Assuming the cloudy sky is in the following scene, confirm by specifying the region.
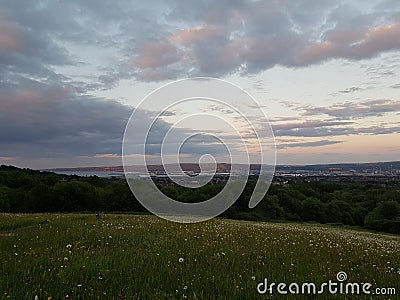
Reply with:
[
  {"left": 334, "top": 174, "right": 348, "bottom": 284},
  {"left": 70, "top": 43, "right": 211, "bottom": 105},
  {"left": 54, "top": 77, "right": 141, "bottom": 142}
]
[{"left": 0, "top": 0, "right": 399, "bottom": 169}]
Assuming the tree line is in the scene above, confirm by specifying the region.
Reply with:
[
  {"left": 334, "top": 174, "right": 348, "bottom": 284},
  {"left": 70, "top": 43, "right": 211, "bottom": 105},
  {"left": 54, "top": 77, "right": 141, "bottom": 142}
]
[{"left": 0, "top": 165, "right": 399, "bottom": 234}]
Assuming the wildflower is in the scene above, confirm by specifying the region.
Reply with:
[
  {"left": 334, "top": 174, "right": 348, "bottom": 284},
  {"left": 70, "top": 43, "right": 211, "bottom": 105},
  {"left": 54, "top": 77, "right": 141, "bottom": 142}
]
[
  {"left": 178, "top": 257, "right": 184, "bottom": 263},
  {"left": 66, "top": 244, "right": 72, "bottom": 249},
  {"left": 64, "top": 257, "right": 68, "bottom": 261},
  {"left": 35, "top": 296, "right": 39, "bottom": 300},
  {"left": 77, "top": 284, "right": 82, "bottom": 287}
]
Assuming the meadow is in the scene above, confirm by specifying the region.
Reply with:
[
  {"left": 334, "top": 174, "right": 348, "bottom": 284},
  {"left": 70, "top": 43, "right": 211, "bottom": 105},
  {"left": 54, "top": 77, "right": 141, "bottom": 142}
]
[{"left": 0, "top": 213, "right": 399, "bottom": 299}]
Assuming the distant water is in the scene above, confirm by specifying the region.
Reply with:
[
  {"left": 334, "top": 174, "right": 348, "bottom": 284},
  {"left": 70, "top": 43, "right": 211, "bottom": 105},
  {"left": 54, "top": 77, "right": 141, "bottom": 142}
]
[{"left": 49, "top": 170, "right": 124, "bottom": 178}]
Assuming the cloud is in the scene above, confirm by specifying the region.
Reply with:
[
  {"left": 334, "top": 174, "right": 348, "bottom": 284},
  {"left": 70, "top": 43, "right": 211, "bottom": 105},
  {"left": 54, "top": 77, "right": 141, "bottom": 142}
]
[
  {"left": 278, "top": 140, "right": 343, "bottom": 149},
  {"left": 297, "top": 23, "right": 400, "bottom": 65},
  {"left": 0, "top": 81, "right": 132, "bottom": 158},
  {"left": 0, "top": 157, "right": 14, "bottom": 162},
  {"left": 0, "top": 6, "right": 73, "bottom": 84},
  {"left": 272, "top": 120, "right": 352, "bottom": 137},
  {"left": 338, "top": 87, "right": 363, "bottom": 94},
  {"left": 128, "top": 1, "right": 400, "bottom": 80},
  {"left": 0, "top": 10, "right": 22, "bottom": 52},
  {"left": 0, "top": 79, "right": 215, "bottom": 164},
  {"left": 391, "top": 83, "right": 400, "bottom": 89},
  {"left": 0, "top": 0, "right": 398, "bottom": 167},
  {"left": 270, "top": 110, "right": 400, "bottom": 137},
  {"left": 301, "top": 99, "right": 400, "bottom": 119},
  {"left": 135, "top": 40, "right": 180, "bottom": 69},
  {"left": 272, "top": 120, "right": 353, "bottom": 131},
  {"left": 270, "top": 116, "right": 303, "bottom": 122},
  {"left": 1, "top": 1, "right": 400, "bottom": 83},
  {"left": 275, "top": 124, "right": 400, "bottom": 137}
]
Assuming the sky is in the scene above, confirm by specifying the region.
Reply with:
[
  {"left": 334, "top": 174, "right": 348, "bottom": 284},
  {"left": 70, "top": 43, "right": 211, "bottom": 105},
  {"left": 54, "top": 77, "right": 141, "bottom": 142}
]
[{"left": 0, "top": 0, "right": 399, "bottom": 169}]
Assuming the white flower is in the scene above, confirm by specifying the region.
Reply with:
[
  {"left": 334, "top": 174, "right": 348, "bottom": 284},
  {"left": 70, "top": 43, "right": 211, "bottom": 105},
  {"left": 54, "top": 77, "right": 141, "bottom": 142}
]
[
  {"left": 178, "top": 257, "right": 184, "bottom": 263},
  {"left": 64, "top": 257, "right": 68, "bottom": 261},
  {"left": 66, "top": 244, "right": 72, "bottom": 249}
]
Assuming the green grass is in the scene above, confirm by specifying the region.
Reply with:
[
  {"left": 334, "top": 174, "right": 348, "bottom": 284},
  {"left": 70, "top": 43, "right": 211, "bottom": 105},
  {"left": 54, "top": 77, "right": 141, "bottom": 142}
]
[{"left": 0, "top": 214, "right": 399, "bottom": 299}]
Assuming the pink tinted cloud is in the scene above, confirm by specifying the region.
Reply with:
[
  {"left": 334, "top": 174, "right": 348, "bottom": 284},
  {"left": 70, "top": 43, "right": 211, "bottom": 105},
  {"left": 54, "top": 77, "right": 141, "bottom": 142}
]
[
  {"left": 134, "top": 40, "right": 179, "bottom": 69},
  {"left": 272, "top": 120, "right": 351, "bottom": 131},
  {"left": 0, "top": 10, "right": 23, "bottom": 52},
  {"left": 351, "top": 23, "right": 400, "bottom": 58},
  {"left": 172, "top": 26, "right": 219, "bottom": 46},
  {"left": 130, "top": 6, "right": 400, "bottom": 79},
  {"left": 0, "top": 86, "right": 70, "bottom": 125},
  {"left": 0, "top": 156, "right": 14, "bottom": 162},
  {"left": 298, "top": 23, "right": 400, "bottom": 64},
  {"left": 298, "top": 41, "right": 337, "bottom": 65}
]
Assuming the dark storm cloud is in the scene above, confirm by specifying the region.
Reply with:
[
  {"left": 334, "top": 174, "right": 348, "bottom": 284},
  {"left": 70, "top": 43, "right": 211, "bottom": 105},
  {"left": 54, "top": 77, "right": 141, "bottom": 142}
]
[
  {"left": 0, "top": 80, "right": 131, "bottom": 157},
  {"left": 0, "top": 79, "right": 192, "bottom": 159}
]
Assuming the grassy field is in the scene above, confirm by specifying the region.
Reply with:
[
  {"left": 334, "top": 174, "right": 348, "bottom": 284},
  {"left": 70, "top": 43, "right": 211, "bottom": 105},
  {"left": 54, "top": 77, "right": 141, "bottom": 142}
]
[{"left": 0, "top": 214, "right": 399, "bottom": 299}]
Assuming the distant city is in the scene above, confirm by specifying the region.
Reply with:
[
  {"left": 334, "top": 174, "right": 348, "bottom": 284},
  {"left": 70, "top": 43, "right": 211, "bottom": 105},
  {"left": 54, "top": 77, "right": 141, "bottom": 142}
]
[{"left": 46, "top": 161, "right": 400, "bottom": 185}]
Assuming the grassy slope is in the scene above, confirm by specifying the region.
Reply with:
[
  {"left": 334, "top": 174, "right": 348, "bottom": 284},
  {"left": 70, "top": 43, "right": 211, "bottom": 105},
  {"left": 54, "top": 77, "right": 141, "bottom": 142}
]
[{"left": 0, "top": 214, "right": 399, "bottom": 299}]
